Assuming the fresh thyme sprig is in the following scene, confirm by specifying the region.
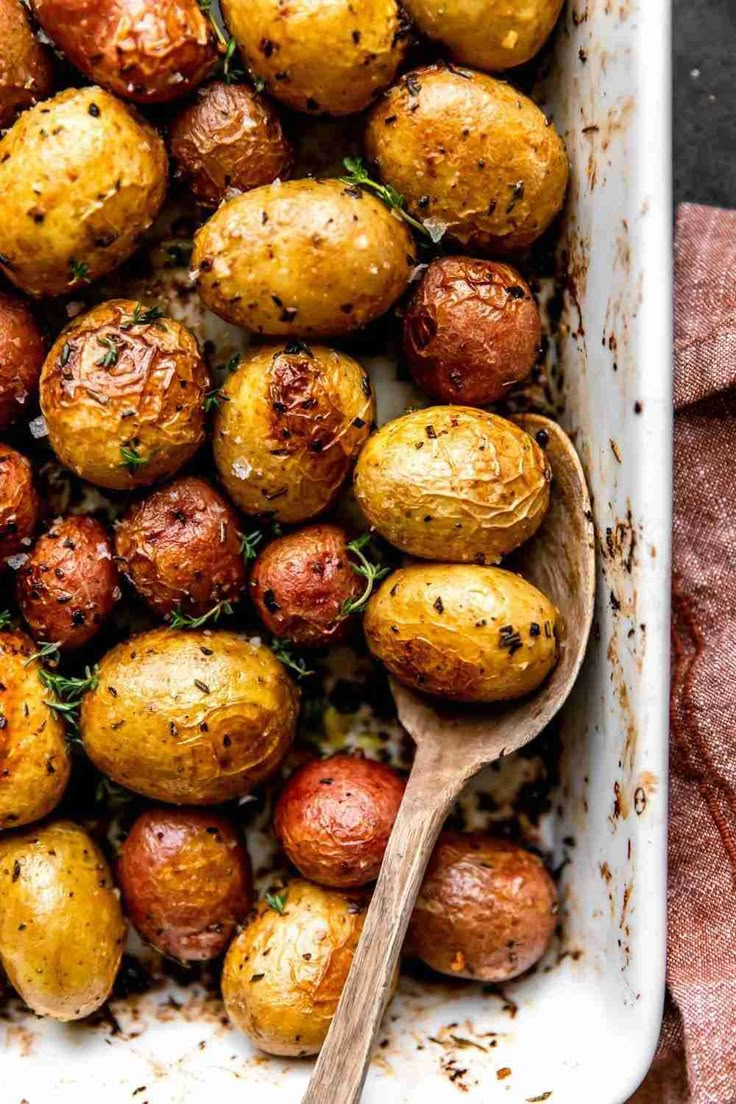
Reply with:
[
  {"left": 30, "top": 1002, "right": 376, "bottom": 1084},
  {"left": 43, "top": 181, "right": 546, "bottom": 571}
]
[
  {"left": 0, "top": 610, "right": 13, "bottom": 630},
  {"left": 340, "top": 157, "right": 441, "bottom": 241},
  {"left": 270, "top": 638, "right": 314, "bottom": 679},
  {"left": 265, "top": 891, "right": 287, "bottom": 914},
  {"left": 69, "top": 257, "right": 91, "bottom": 284},
  {"left": 204, "top": 387, "right": 229, "bottom": 413},
  {"left": 39, "top": 665, "right": 99, "bottom": 734},
  {"left": 120, "top": 303, "right": 166, "bottom": 330},
  {"left": 119, "top": 442, "right": 147, "bottom": 472},
  {"left": 341, "top": 533, "right": 391, "bottom": 616},
  {"left": 169, "top": 600, "right": 234, "bottom": 630},
  {"left": 239, "top": 529, "right": 264, "bottom": 562},
  {"left": 24, "top": 641, "right": 61, "bottom": 667},
  {"left": 96, "top": 335, "right": 120, "bottom": 368}
]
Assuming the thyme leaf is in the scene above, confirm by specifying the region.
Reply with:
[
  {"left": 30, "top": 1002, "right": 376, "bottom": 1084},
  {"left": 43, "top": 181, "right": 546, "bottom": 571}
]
[
  {"left": 341, "top": 534, "right": 391, "bottom": 616},
  {"left": 270, "top": 638, "right": 314, "bottom": 679},
  {"left": 340, "top": 157, "right": 434, "bottom": 240},
  {"left": 169, "top": 600, "right": 234, "bottom": 629},
  {"left": 265, "top": 891, "right": 287, "bottom": 914}
]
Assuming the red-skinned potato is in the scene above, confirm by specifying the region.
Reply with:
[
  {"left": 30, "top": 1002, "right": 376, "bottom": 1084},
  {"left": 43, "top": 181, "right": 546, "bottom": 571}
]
[
  {"left": 0, "top": 0, "right": 54, "bottom": 128},
  {"left": 0, "top": 293, "right": 46, "bottom": 433},
  {"left": 117, "top": 808, "right": 253, "bottom": 961},
  {"left": 274, "top": 755, "right": 405, "bottom": 887},
  {"left": 0, "top": 445, "right": 41, "bottom": 569}
]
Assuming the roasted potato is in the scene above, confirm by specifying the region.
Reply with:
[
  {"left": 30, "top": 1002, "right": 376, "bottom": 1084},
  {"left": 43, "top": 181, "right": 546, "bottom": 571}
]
[
  {"left": 169, "top": 81, "right": 292, "bottom": 207},
  {"left": 0, "top": 293, "right": 46, "bottom": 433},
  {"left": 0, "top": 821, "right": 126, "bottom": 1019},
  {"left": 275, "top": 755, "right": 405, "bottom": 887},
  {"left": 221, "top": 0, "right": 407, "bottom": 116},
  {"left": 115, "top": 476, "right": 246, "bottom": 620},
  {"left": 81, "top": 628, "right": 299, "bottom": 804},
  {"left": 17, "top": 516, "right": 120, "bottom": 651},
  {"left": 402, "top": 258, "right": 541, "bottom": 405},
  {"left": 0, "top": 0, "right": 54, "bottom": 128},
  {"left": 214, "top": 344, "right": 375, "bottom": 524},
  {"left": 408, "top": 833, "right": 558, "bottom": 980},
  {"left": 117, "top": 808, "right": 253, "bottom": 961},
  {"left": 364, "top": 564, "right": 561, "bottom": 702},
  {"left": 222, "top": 879, "right": 368, "bottom": 1055},
  {"left": 354, "top": 407, "right": 551, "bottom": 564},
  {"left": 0, "top": 445, "right": 41, "bottom": 569},
  {"left": 192, "top": 179, "right": 415, "bottom": 335},
  {"left": 0, "top": 88, "right": 168, "bottom": 298},
  {"left": 30, "top": 0, "right": 216, "bottom": 104},
  {"left": 366, "top": 66, "right": 569, "bottom": 253},
  {"left": 0, "top": 630, "right": 70, "bottom": 830},
  {"left": 40, "top": 299, "right": 209, "bottom": 491},
  {"left": 403, "top": 0, "right": 564, "bottom": 71}
]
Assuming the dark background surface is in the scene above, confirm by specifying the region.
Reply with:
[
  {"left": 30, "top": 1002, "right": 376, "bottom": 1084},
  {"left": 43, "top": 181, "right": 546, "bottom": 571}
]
[{"left": 674, "top": 0, "right": 735, "bottom": 209}]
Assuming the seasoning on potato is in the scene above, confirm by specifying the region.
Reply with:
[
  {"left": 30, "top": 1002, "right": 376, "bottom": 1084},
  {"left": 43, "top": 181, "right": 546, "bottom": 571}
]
[
  {"left": 81, "top": 628, "right": 299, "bottom": 804},
  {"left": 114, "top": 476, "right": 246, "bottom": 621},
  {"left": 117, "top": 808, "right": 253, "bottom": 961},
  {"left": 0, "top": 0, "right": 54, "bottom": 128},
  {"left": 214, "top": 344, "right": 375, "bottom": 524},
  {"left": 0, "top": 87, "right": 168, "bottom": 298},
  {"left": 169, "top": 81, "right": 292, "bottom": 207},
  {"left": 364, "top": 564, "right": 561, "bottom": 702},
  {"left": 0, "top": 444, "right": 41, "bottom": 569},
  {"left": 192, "top": 179, "right": 415, "bottom": 336},
  {"left": 275, "top": 755, "right": 405, "bottom": 887},
  {"left": 0, "top": 293, "right": 46, "bottom": 433},
  {"left": 0, "top": 821, "right": 126, "bottom": 1019},
  {"left": 40, "top": 299, "right": 209, "bottom": 491},
  {"left": 402, "top": 258, "right": 541, "bottom": 405},
  {"left": 220, "top": 0, "right": 408, "bottom": 116},
  {"left": 366, "top": 65, "right": 569, "bottom": 253},
  {"left": 408, "top": 833, "right": 558, "bottom": 980},
  {"left": 30, "top": 0, "right": 217, "bottom": 104},
  {"left": 222, "top": 879, "right": 368, "bottom": 1056},
  {"left": 354, "top": 407, "right": 551, "bottom": 564}
]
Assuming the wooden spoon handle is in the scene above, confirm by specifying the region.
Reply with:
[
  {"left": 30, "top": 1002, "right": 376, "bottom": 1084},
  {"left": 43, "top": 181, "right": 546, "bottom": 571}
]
[{"left": 302, "top": 746, "right": 463, "bottom": 1104}]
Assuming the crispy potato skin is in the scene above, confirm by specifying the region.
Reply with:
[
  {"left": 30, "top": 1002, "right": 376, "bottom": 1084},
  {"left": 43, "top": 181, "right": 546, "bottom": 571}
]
[
  {"left": 364, "top": 564, "right": 560, "bottom": 702},
  {"left": 354, "top": 407, "right": 550, "bottom": 564},
  {"left": 222, "top": 880, "right": 368, "bottom": 1055},
  {"left": 366, "top": 66, "right": 568, "bottom": 253},
  {"left": 221, "top": 0, "right": 407, "bottom": 116},
  {"left": 408, "top": 833, "right": 558, "bottom": 980},
  {"left": 0, "top": 0, "right": 54, "bottom": 128},
  {"left": 0, "top": 821, "right": 126, "bottom": 1019},
  {"left": 30, "top": 0, "right": 216, "bottom": 103},
  {"left": 17, "top": 516, "right": 119, "bottom": 651},
  {"left": 117, "top": 808, "right": 253, "bottom": 961},
  {"left": 402, "top": 258, "right": 541, "bottom": 405},
  {"left": 403, "top": 0, "right": 564, "bottom": 71},
  {"left": 274, "top": 756, "right": 405, "bottom": 887},
  {"left": 115, "top": 476, "right": 246, "bottom": 619},
  {"left": 81, "top": 628, "right": 299, "bottom": 804},
  {"left": 41, "top": 299, "right": 209, "bottom": 491},
  {"left": 0, "top": 445, "right": 41, "bottom": 567},
  {"left": 0, "top": 293, "right": 46, "bottom": 433},
  {"left": 192, "top": 179, "right": 415, "bottom": 336},
  {"left": 0, "top": 631, "right": 70, "bottom": 830},
  {"left": 214, "top": 345, "right": 375, "bottom": 524},
  {"left": 169, "top": 82, "right": 292, "bottom": 207},
  {"left": 0, "top": 88, "right": 167, "bottom": 298},
  {"left": 250, "top": 525, "right": 362, "bottom": 647}
]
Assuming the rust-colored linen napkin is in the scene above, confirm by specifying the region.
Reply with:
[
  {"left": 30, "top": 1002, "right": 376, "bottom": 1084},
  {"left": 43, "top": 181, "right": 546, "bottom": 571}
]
[{"left": 631, "top": 204, "right": 736, "bottom": 1104}]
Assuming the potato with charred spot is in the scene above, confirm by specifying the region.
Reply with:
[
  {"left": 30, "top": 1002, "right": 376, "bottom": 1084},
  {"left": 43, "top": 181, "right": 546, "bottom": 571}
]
[
  {"left": 81, "top": 628, "right": 299, "bottom": 804},
  {"left": 364, "top": 564, "right": 561, "bottom": 702},
  {"left": 115, "top": 476, "right": 246, "bottom": 621},
  {"left": 0, "top": 88, "right": 168, "bottom": 298},
  {"left": 214, "top": 345, "right": 375, "bottom": 524},
  {"left": 0, "top": 0, "right": 54, "bottom": 129},
  {"left": 0, "top": 445, "right": 41, "bottom": 570},
  {"left": 0, "top": 821, "right": 126, "bottom": 1019},
  {"left": 192, "top": 180, "right": 415, "bottom": 336},
  {"left": 117, "top": 808, "right": 253, "bottom": 961},
  {"left": 0, "top": 293, "right": 46, "bottom": 433},
  {"left": 354, "top": 408, "right": 550, "bottom": 564},
  {"left": 41, "top": 300, "right": 209, "bottom": 492},
  {"left": 408, "top": 833, "right": 558, "bottom": 981},
  {"left": 366, "top": 66, "right": 568, "bottom": 253}
]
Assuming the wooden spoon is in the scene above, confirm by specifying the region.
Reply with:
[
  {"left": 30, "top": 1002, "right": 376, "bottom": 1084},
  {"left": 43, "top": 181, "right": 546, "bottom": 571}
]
[{"left": 302, "top": 413, "right": 596, "bottom": 1104}]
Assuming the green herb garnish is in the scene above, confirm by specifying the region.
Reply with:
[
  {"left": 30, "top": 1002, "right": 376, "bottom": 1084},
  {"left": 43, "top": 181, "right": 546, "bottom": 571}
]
[
  {"left": 69, "top": 257, "right": 91, "bottom": 283},
  {"left": 96, "top": 335, "right": 120, "bottom": 368},
  {"left": 204, "top": 387, "right": 228, "bottom": 413},
  {"left": 120, "top": 303, "right": 166, "bottom": 330},
  {"left": 0, "top": 610, "right": 13, "bottom": 630},
  {"left": 270, "top": 638, "right": 314, "bottom": 679},
  {"left": 119, "top": 442, "right": 146, "bottom": 472},
  {"left": 39, "top": 665, "right": 98, "bottom": 735},
  {"left": 239, "top": 529, "right": 264, "bottom": 562},
  {"left": 24, "top": 641, "right": 61, "bottom": 667},
  {"left": 340, "top": 158, "right": 439, "bottom": 241},
  {"left": 169, "top": 600, "right": 234, "bottom": 630},
  {"left": 265, "top": 891, "right": 287, "bottom": 915},
  {"left": 341, "top": 534, "right": 391, "bottom": 616}
]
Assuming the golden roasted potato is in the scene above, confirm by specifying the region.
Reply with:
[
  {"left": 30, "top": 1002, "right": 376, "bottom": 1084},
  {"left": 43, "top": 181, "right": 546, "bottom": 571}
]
[
  {"left": 403, "top": 0, "right": 564, "bottom": 71},
  {"left": 0, "top": 445, "right": 41, "bottom": 568},
  {"left": 222, "top": 879, "right": 368, "bottom": 1055},
  {"left": 0, "top": 630, "right": 70, "bottom": 830},
  {"left": 169, "top": 81, "right": 292, "bottom": 207},
  {"left": 0, "top": 88, "right": 168, "bottom": 298},
  {"left": 117, "top": 808, "right": 253, "bottom": 961},
  {"left": 40, "top": 299, "right": 209, "bottom": 491},
  {"left": 364, "top": 564, "right": 561, "bottom": 702},
  {"left": 0, "top": 293, "right": 46, "bottom": 433},
  {"left": 214, "top": 344, "right": 375, "bottom": 524},
  {"left": 80, "top": 628, "right": 299, "bottom": 804},
  {"left": 0, "top": 821, "right": 126, "bottom": 1019},
  {"left": 354, "top": 407, "right": 550, "bottom": 563},
  {"left": 30, "top": 0, "right": 216, "bottom": 103},
  {"left": 221, "top": 0, "right": 407, "bottom": 116},
  {"left": 366, "top": 66, "right": 569, "bottom": 253},
  {"left": 192, "top": 179, "right": 415, "bottom": 336},
  {"left": 0, "top": 0, "right": 53, "bottom": 128},
  {"left": 408, "top": 832, "right": 558, "bottom": 980},
  {"left": 402, "top": 258, "right": 541, "bottom": 405}
]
